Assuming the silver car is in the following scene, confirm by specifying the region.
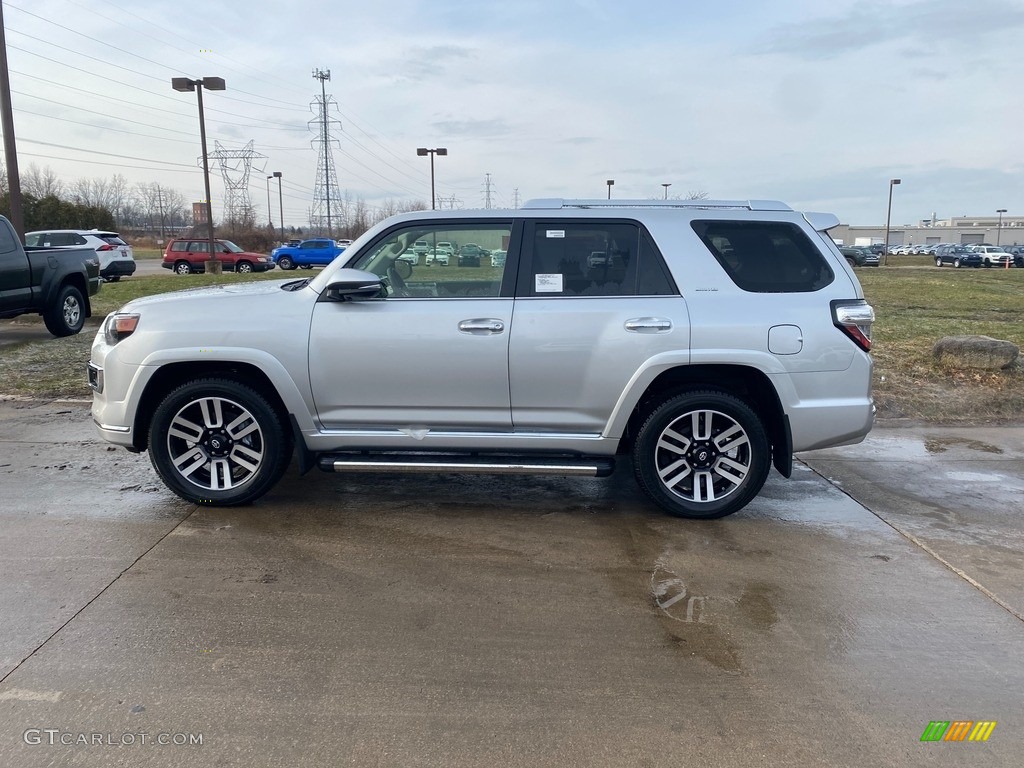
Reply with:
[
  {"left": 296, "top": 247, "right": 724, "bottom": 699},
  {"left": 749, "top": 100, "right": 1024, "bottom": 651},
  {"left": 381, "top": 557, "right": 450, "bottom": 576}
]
[{"left": 90, "top": 199, "right": 874, "bottom": 519}]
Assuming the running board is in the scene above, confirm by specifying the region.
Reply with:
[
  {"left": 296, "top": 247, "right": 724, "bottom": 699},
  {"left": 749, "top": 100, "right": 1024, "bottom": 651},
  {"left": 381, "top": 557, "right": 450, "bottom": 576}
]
[{"left": 317, "top": 454, "right": 615, "bottom": 477}]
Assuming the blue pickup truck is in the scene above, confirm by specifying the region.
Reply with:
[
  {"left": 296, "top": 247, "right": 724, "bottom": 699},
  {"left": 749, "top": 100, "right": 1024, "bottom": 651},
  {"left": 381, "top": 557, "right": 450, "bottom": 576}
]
[{"left": 270, "top": 238, "right": 346, "bottom": 270}]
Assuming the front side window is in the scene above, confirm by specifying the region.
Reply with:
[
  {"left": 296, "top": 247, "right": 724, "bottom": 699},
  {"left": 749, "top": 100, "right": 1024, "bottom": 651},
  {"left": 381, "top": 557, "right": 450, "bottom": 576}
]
[
  {"left": 692, "top": 220, "right": 834, "bottom": 293},
  {"left": 523, "top": 221, "right": 675, "bottom": 297},
  {"left": 351, "top": 222, "right": 513, "bottom": 298}
]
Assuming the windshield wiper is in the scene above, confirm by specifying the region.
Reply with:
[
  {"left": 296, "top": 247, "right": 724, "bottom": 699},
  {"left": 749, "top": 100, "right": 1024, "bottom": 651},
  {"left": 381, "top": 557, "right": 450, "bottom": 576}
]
[{"left": 281, "top": 278, "right": 311, "bottom": 291}]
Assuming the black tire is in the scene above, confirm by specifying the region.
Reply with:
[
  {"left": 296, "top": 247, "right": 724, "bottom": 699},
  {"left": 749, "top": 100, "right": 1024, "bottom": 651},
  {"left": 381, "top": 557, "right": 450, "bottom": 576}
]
[
  {"left": 632, "top": 390, "right": 771, "bottom": 519},
  {"left": 43, "top": 284, "right": 86, "bottom": 337},
  {"left": 278, "top": 256, "right": 295, "bottom": 270},
  {"left": 953, "top": 258, "right": 962, "bottom": 268},
  {"left": 935, "top": 257, "right": 943, "bottom": 267},
  {"left": 846, "top": 257, "right": 857, "bottom": 268},
  {"left": 175, "top": 261, "right": 193, "bottom": 275},
  {"left": 148, "top": 378, "right": 292, "bottom": 506},
  {"left": 235, "top": 261, "right": 253, "bottom": 274}
]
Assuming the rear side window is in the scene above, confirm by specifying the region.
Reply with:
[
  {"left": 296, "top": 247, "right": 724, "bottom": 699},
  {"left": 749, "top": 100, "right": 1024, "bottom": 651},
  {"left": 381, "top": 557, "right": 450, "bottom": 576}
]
[
  {"left": 691, "top": 220, "right": 834, "bottom": 293},
  {"left": 171, "top": 241, "right": 189, "bottom": 252},
  {"left": 525, "top": 221, "right": 676, "bottom": 297}
]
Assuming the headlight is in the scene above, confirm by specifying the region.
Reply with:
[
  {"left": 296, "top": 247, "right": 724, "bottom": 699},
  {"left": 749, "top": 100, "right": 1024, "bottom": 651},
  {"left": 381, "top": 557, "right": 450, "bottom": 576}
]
[{"left": 104, "top": 312, "right": 140, "bottom": 345}]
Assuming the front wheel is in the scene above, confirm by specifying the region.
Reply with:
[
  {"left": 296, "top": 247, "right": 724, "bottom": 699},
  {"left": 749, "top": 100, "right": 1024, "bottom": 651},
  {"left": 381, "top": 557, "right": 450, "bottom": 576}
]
[
  {"left": 235, "top": 261, "right": 253, "bottom": 274},
  {"left": 632, "top": 391, "right": 771, "bottom": 519},
  {"left": 278, "top": 256, "right": 295, "bottom": 270},
  {"left": 935, "top": 257, "right": 943, "bottom": 267},
  {"left": 954, "top": 258, "right": 962, "bottom": 268},
  {"left": 43, "top": 284, "right": 86, "bottom": 337},
  {"left": 148, "top": 378, "right": 292, "bottom": 506}
]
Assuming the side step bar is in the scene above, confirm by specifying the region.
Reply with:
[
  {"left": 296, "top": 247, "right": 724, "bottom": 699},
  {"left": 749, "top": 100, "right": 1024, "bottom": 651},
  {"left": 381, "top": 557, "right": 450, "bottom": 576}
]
[{"left": 317, "top": 454, "right": 615, "bottom": 478}]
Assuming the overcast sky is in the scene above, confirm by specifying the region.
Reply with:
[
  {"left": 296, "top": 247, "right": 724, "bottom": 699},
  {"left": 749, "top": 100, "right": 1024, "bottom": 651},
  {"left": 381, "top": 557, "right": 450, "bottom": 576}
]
[{"left": 4, "top": 0, "right": 1022, "bottom": 226}]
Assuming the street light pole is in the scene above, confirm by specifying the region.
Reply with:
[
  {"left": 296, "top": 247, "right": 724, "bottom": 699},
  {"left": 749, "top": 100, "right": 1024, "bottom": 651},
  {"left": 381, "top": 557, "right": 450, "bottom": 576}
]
[
  {"left": 607, "top": 179, "right": 614, "bottom": 199},
  {"left": 662, "top": 183, "right": 671, "bottom": 200},
  {"left": 882, "top": 178, "right": 901, "bottom": 266},
  {"left": 172, "top": 76, "right": 225, "bottom": 272},
  {"left": 416, "top": 147, "right": 447, "bottom": 210},
  {"left": 996, "top": 208, "right": 1007, "bottom": 247},
  {"left": 273, "top": 171, "right": 283, "bottom": 244}
]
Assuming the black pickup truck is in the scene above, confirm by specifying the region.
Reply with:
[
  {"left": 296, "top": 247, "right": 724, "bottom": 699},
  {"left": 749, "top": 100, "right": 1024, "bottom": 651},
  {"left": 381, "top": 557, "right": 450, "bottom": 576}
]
[{"left": 0, "top": 215, "right": 101, "bottom": 337}]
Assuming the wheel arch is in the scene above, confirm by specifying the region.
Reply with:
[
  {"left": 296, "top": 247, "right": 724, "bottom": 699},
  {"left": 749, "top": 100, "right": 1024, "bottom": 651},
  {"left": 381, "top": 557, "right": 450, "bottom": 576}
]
[
  {"left": 45, "top": 274, "right": 92, "bottom": 318},
  {"left": 130, "top": 360, "right": 299, "bottom": 452},
  {"left": 615, "top": 363, "right": 792, "bottom": 477}
]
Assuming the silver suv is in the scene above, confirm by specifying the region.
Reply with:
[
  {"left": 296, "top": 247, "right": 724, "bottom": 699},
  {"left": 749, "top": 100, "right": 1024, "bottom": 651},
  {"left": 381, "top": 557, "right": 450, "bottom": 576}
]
[{"left": 89, "top": 199, "right": 875, "bottom": 519}]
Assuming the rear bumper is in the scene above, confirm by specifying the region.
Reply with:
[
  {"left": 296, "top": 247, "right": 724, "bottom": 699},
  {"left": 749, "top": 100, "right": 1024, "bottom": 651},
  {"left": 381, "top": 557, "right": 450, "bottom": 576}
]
[{"left": 102, "top": 260, "right": 137, "bottom": 278}]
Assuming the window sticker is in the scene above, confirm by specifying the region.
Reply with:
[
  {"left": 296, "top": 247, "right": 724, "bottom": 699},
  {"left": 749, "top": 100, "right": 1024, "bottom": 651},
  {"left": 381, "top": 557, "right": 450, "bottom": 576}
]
[
  {"left": 535, "top": 274, "right": 564, "bottom": 293},
  {"left": 546, "top": 230, "right": 565, "bottom": 239}
]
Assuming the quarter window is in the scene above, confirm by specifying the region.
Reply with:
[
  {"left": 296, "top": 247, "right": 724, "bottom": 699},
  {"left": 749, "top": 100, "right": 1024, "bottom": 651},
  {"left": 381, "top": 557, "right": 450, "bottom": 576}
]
[{"left": 691, "top": 220, "right": 834, "bottom": 293}]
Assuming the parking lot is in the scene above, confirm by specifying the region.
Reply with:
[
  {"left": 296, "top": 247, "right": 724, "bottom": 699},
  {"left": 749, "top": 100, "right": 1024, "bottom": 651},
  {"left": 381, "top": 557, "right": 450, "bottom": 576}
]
[{"left": 1, "top": 399, "right": 1021, "bottom": 767}]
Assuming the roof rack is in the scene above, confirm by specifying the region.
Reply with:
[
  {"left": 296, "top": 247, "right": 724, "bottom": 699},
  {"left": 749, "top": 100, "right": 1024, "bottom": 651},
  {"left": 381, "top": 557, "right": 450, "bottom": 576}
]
[{"left": 521, "top": 198, "right": 793, "bottom": 212}]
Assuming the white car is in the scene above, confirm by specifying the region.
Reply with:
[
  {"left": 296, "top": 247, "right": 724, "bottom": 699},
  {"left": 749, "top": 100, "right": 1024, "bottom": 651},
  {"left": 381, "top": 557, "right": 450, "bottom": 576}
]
[
  {"left": 25, "top": 228, "right": 136, "bottom": 282},
  {"left": 424, "top": 248, "right": 450, "bottom": 266},
  {"left": 967, "top": 246, "right": 1013, "bottom": 267}
]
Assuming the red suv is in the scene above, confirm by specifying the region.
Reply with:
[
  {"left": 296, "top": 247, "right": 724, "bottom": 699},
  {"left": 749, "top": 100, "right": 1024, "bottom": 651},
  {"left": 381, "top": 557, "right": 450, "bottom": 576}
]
[{"left": 162, "top": 239, "right": 276, "bottom": 274}]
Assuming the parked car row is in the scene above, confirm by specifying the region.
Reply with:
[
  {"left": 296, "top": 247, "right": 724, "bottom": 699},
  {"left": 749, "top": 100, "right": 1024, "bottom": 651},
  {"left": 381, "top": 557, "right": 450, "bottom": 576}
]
[{"left": 931, "top": 243, "right": 1021, "bottom": 268}]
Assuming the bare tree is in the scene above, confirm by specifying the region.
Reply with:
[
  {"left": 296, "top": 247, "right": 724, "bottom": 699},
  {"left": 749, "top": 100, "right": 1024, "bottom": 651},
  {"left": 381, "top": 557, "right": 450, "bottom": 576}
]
[{"left": 21, "top": 164, "right": 63, "bottom": 198}]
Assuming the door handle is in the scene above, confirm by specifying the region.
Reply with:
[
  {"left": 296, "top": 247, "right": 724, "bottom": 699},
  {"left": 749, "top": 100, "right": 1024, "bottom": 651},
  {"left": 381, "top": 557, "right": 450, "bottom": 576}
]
[
  {"left": 624, "top": 317, "right": 672, "bottom": 333},
  {"left": 458, "top": 319, "right": 505, "bottom": 334}
]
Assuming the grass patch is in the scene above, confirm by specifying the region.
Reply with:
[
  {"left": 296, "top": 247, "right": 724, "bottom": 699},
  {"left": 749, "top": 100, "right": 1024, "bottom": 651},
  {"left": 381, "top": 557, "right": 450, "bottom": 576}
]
[{"left": 859, "top": 266, "right": 1024, "bottom": 423}]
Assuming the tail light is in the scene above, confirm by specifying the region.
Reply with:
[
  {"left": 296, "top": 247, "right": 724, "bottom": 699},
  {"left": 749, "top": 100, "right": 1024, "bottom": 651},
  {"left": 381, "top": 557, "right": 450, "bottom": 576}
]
[
  {"left": 831, "top": 299, "right": 874, "bottom": 352},
  {"left": 96, "top": 244, "right": 116, "bottom": 251}
]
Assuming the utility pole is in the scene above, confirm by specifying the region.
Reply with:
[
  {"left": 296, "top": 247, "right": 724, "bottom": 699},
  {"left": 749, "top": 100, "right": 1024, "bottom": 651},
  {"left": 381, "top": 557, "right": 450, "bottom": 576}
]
[
  {"left": 0, "top": 0, "right": 25, "bottom": 238},
  {"left": 156, "top": 184, "right": 166, "bottom": 239},
  {"left": 512, "top": 188, "right": 520, "bottom": 209}
]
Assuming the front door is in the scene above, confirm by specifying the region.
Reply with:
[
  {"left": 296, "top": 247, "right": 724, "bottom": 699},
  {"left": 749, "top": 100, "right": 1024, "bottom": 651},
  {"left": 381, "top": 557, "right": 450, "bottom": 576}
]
[{"left": 309, "top": 219, "right": 520, "bottom": 431}]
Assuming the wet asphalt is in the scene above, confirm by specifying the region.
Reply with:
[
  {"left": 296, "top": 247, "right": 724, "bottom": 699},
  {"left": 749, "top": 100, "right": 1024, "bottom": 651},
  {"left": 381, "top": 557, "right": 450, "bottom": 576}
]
[{"left": 0, "top": 400, "right": 1021, "bottom": 767}]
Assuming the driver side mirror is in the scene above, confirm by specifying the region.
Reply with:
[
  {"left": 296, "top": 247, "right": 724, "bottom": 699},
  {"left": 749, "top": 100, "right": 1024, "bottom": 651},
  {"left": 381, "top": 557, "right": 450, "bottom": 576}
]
[{"left": 322, "top": 268, "right": 384, "bottom": 302}]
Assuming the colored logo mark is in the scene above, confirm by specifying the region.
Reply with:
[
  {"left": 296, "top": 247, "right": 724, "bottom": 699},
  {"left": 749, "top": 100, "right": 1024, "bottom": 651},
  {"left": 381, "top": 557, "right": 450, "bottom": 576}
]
[{"left": 921, "top": 721, "right": 996, "bottom": 742}]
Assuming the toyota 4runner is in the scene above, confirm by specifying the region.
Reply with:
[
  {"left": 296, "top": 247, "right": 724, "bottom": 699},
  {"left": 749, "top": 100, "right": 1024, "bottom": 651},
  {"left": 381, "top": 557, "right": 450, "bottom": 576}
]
[{"left": 89, "top": 199, "right": 875, "bottom": 519}]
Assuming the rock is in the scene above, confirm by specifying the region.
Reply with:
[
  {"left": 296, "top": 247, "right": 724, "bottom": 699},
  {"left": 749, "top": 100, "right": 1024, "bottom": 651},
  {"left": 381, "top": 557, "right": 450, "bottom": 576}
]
[{"left": 932, "top": 335, "right": 1019, "bottom": 370}]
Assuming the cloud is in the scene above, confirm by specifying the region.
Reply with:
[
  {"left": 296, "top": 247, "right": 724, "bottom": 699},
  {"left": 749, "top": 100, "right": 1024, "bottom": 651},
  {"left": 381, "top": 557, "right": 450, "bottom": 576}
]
[
  {"left": 430, "top": 118, "right": 512, "bottom": 138},
  {"left": 756, "top": 0, "right": 1024, "bottom": 60}
]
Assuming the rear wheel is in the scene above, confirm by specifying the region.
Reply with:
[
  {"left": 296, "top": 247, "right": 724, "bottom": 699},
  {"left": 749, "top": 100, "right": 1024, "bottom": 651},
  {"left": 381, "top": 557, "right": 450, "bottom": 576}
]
[
  {"left": 43, "top": 284, "right": 86, "bottom": 337},
  {"left": 175, "top": 261, "right": 193, "bottom": 275},
  {"left": 148, "top": 378, "right": 291, "bottom": 506},
  {"left": 633, "top": 391, "right": 771, "bottom": 519},
  {"left": 278, "top": 256, "right": 295, "bottom": 270}
]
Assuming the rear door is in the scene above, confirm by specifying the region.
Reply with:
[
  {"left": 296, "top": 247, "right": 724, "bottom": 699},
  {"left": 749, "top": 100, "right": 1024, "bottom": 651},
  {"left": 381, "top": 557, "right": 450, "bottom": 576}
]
[{"left": 508, "top": 219, "right": 689, "bottom": 434}]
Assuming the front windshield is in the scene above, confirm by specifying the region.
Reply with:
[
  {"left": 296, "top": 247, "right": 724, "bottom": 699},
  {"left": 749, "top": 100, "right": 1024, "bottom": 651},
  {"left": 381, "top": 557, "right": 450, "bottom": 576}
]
[{"left": 221, "top": 241, "right": 244, "bottom": 253}]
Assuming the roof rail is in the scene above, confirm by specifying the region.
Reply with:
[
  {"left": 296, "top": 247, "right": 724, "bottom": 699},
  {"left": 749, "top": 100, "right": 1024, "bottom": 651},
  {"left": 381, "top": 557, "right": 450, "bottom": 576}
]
[{"left": 521, "top": 198, "right": 793, "bottom": 212}]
